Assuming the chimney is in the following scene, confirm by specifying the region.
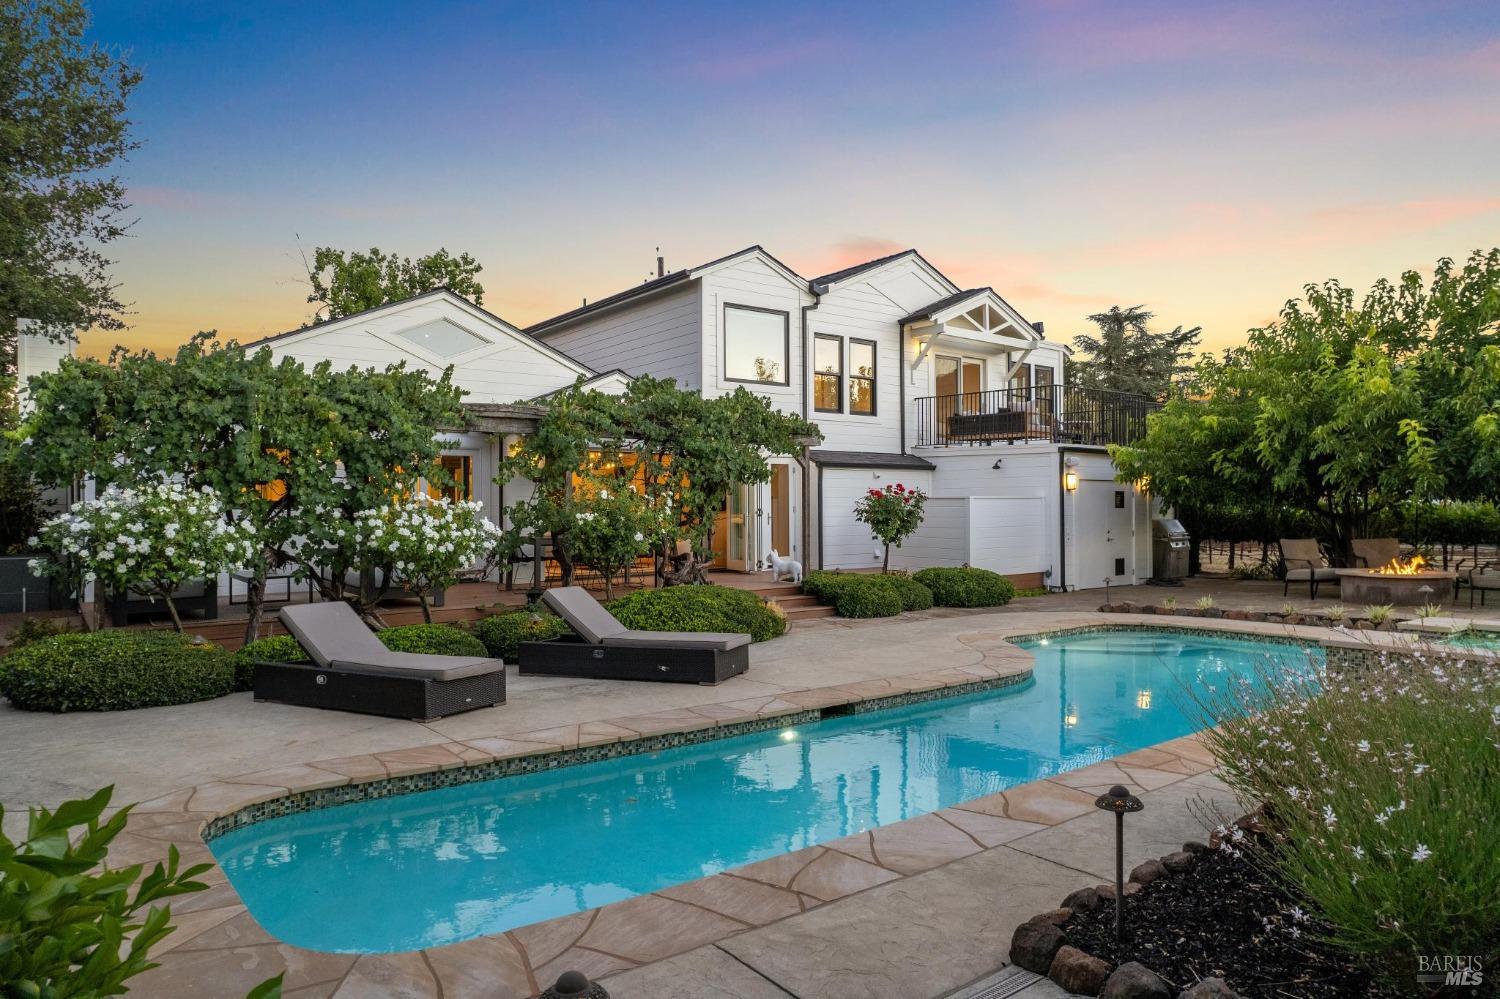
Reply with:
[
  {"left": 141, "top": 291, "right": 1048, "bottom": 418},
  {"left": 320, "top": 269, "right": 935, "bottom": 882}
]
[
  {"left": 1031, "top": 321, "right": 1045, "bottom": 335},
  {"left": 656, "top": 247, "right": 665, "bottom": 279}
]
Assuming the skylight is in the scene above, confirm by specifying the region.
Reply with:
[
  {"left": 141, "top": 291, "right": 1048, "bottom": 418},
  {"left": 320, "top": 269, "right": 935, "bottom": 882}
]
[{"left": 391, "top": 319, "right": 487, "bottom": 358}]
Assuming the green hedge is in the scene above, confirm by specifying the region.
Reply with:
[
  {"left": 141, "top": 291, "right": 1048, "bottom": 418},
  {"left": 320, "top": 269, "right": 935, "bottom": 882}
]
[
  {"left": 912, "top": 567, "right": 1016, "bottom": 608},
  {"left": 472, "top": 611, "right": 572, "bottom": 660},
  {"left": 232, "top": 634, "right": 306, "bottom": 691},
  {"left": 606, "top": 585, "right": 786, "bottom": 642},
  {"left": 802, "top": 571, "right": 933, "bottom": 617},
  {"left": 0, "top": 631, "right": 235, "bottom": 712},
  {"left": 378, "top": 624, "right": 488, "bottom": 657}
]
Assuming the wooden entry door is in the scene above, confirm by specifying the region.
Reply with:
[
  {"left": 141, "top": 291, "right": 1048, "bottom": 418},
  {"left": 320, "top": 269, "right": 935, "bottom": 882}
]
[{"left": 769, "top": 465, "right": 791, "bottom": 559}]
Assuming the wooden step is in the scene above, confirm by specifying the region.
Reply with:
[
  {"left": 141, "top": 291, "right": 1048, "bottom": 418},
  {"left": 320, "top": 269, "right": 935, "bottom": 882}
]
[
  {"left": 772, "top": 594, "right": 822, "bottom": 609},
  {"left": 784, "top": 604, "right": 837, "bottom": 621}
]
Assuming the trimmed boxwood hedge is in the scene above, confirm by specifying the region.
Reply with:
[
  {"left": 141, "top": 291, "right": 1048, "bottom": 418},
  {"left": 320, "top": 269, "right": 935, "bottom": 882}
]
[
  {"left": 801, "top": 571, "right": 933, "bottom": 618},
  {"left": 378, "top": 623, "right": 488, "bottom": 657},
  {"left": 911, "top": 567, "right": 1016, "bottom": 608},
  {"left": 472, "top": 611, "right": 572, "bottom": 661},
  {"left": 0, "top": 631, "right": 235, "bottom": 712},
  {"left": 606, "top": 585, "right": 787, "bottom": 642},
  {"left": 232, "top": 634, "right": 306, "bottom": 690}
]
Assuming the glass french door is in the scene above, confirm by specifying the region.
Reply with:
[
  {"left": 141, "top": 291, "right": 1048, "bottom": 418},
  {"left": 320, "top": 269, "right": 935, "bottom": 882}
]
[{"left": 726, "top": 483, "right": 753, "bottom": 571}]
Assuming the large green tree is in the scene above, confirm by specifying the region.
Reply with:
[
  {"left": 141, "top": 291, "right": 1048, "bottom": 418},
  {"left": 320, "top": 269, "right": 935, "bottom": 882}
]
[
  {"left": 1113, "top": 249, "right": 1500, "bottom": 559},
  {"left": 1068, "top": 305, "right": 1202, "bottom": 399},
  {"left": 18, "top": 338, "right": 464, "bottom": 638},
  {"left": 0, "top": 0, "right": 138, "bottom": 343},
  {"left": 305, "top": 246, "right": 485, "bottom": 323}
]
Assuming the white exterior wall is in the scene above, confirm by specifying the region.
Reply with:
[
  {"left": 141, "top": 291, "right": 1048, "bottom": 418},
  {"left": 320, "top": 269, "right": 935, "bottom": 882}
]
[
  {"left": 16, "top": 326, "right": 74, "bottom": 414},
  {"left": 540, "top": 283, "right": 703, "bottom": 388},
  {"left": 264, "top": 296, "right": 588, "bottom": 404},
  {"left": 1063, "top": 450, "right": 1153, "bottom": 589},
  {"left": 817, "top": 466, "right": 934, "bottom": 570},
  {"left": 699, "top": 256, "right": 815, "bottom": 409}
]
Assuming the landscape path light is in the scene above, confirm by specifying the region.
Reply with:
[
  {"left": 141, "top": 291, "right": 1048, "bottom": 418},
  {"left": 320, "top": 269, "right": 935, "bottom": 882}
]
[
  {"left": 540, "top": 970, "right": 609, "bottom": 999},
  {"left": 1094, "top": 783, "right": 1144, "bottom": 944}
]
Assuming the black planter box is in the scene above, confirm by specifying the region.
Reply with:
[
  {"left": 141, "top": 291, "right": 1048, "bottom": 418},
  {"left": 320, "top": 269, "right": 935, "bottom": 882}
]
[
  {"left": 518, "top": 636, "right": 749, "bottom": 685},
  {"left": 253, "top": 659, "right": 505, "bottom": 721},
  {"left": 105, "top": 578, "right": 219, "bottom": 627}
]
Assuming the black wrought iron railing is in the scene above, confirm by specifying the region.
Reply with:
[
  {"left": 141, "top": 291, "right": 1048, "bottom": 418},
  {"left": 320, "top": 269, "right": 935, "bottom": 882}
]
[{"left": 912, "top": 385, "right": 1159, "bottom": 447}]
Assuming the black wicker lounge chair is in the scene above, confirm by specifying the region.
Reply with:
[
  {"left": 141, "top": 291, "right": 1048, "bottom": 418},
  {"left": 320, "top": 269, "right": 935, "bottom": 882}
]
[
  {"left": 518, "top": 586, "right": 750, "bottom": 685},
  {"left": 252, "top": 602, "right": 505, "bottom": 720}
]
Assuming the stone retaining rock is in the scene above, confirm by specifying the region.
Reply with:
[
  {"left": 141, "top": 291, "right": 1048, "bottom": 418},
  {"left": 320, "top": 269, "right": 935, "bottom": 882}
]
[
  {"left": 1028, "top": 907, "right": 1073, "bottom": 926},
  {"left": 1010, "top": 920, "right": 1067, "bottom": 974},
  {"left": 1049, "top": 945, "right": 1112, "bottom": 996},
  {"left": 1062, "top": 885, "right": 1102, "bottom": 912},
  {"left": 1178, "top": 978, "right": 1239, "bottom": 998},
  {"left": 1161, "top": 850, "right": 1195, "bottom": 874},
  {"left": 1181, "top": 840, "right": 1209, "bottom": 856},
  {"left": 1129, "top": 858, "right": 1168, "bottom": 885},
  {"left": 1101, "top": 962, "right": 1172, "bottom": 999}
]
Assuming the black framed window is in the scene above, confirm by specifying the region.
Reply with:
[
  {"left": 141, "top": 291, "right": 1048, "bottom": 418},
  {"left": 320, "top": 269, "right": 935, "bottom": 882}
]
[
  {"left": 813, "top": 334, "right": 843, "bottom": 413},
  {"left": 724, "top": 304, "right": 789, "bottom": 384},
  {"left": 849, "top": 339, "right": 876, "bottom": 415}
]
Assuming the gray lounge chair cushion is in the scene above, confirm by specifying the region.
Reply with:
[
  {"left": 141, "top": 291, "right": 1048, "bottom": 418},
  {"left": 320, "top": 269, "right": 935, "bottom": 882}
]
[
  {"left": 279, "top": 602, "right": 503, "bottom": 682},
  {"left": 543, "top": 586, "right": 627, "bottom": 643},
  {"left": 1285, "top": 567, "right": 1339, "bottom": 582},
  {"left": 601, "top": 630, "right": 751, "bottom": 652}
]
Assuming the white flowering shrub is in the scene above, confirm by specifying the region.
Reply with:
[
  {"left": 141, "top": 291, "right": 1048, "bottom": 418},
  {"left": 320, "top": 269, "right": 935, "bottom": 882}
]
[
  {"left": 569, "top": 484, "right": 673, "bottom": 598},
  {"left": 30, "top": 482, "right": 257, "bottom": 631},
  {"left": 297, "top": 494, "right": 502, "bottom": 620},
  {"left": 1199, "top": 648, "right": 1499, "bottom": 978}
]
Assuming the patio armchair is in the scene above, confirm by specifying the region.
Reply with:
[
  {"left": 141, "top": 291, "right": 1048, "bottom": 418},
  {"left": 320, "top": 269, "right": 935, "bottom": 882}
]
[
  {"left": 253, "top": 601, "right": 505, "bottom": 720},
  {"left": 518, "top": 585, "right": 749, "bottom": 684},
  {"left": 1350, "top": 537, "right": 1402, "bottom": 569},
  {"left": 1279, "top": 538, "right": 1339, "bottom": 599},
  {"left": 1455, "top": 559, "right": 1500, "bottom": 608}
]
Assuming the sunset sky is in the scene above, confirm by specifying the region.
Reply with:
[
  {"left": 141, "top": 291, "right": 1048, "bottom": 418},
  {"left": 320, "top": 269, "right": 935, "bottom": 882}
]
[{"left": 80, "top": 0, "right": 1500, "bottom": 360}]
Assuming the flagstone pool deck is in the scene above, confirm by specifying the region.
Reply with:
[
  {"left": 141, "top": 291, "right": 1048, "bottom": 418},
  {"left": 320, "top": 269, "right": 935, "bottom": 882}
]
[{"left": 0, "top": 610, "right": 1427, "bottom": 998}]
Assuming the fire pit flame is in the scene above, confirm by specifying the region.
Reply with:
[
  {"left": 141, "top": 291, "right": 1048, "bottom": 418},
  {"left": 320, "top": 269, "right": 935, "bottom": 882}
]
[{"left": 1374, "top": 554, "right": 1428, "bottom": 575}]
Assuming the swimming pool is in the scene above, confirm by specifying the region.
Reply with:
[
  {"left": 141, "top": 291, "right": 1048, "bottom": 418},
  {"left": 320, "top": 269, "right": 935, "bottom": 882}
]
[{"left": 210, "top": 628, "right": 1318, "bottom": 953}]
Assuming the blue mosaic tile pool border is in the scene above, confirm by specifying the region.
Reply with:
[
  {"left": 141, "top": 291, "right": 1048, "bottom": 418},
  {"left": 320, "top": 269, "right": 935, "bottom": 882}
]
[
  {"left": 1005, "top": 622, "right": 1319, "bottom": 652},
  {"left": 203, "top": 669, "right": 1032, "bottom": 842}
]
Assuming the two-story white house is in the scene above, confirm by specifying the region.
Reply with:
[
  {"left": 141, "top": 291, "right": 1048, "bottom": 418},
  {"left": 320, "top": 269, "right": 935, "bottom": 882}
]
[{"left": 528, "top": 246, "right": 1158, "bottom": 590}]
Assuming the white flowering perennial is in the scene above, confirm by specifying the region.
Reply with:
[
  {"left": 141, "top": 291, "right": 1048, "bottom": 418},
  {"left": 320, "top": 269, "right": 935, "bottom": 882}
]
[
  {"left": 349, "top": 494, "right": 503, "bottom": 597},
  {"left": 30, "top": 482, "right": 257, "bottom": 627}
]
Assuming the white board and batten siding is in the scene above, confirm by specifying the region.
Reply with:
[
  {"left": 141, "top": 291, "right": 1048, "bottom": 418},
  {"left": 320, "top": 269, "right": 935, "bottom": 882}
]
[
  {"left": 16, "top": 324, "right": 75, "bottom": 414},
  {"left": 886, "top": 496, "right": 1047, "bottom": 577},
  {"left": 540, "top": 283, "right": 703, "bottom": 388}
]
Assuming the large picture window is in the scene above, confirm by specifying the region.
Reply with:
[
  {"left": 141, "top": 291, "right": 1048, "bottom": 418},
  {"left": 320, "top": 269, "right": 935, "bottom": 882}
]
[
  {"left": 849, "top": 339, "right": 876, "bottom": 415},
  {"left": 814, "top": 334, "right": 843, "bottom": 412},
  {"left": 724, "top": 305, "right": 789, "bottom": 384}
]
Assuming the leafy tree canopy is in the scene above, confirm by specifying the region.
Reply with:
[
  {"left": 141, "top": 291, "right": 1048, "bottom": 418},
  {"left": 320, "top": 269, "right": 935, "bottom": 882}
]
[
  {"left": 1068, "top": 305, "right": 1201, "bottom": 399},
  {"left": 1112, "top": 249, "right": 1500, "bottom": 555},
  {"left": 305, "top": 246, "right": 485, "bottom": 323},
  {"left": 0, "top": 0, "right": 139, "bottom": 342}
]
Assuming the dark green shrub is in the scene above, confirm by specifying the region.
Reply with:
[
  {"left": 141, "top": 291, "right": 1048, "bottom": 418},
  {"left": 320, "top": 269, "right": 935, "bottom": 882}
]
[
  {"left": 834, "top": 579, "right": 903, "bottom": 618},
  {"left": 0, "top": 631, "right": 235, "bottom": 711},
  {"left": 4, "top": 616, "right": 75, "bottom": 651},
  {"left": 378, "top": 623, "right": 488, "bottom": 657},
  {"left": 232, "top": 634, "right": 307, "bottom": 690},
  {"left": 472, "top": 610, "right": 572, "bottom": 660},
  {"left": 607, "top": 585, "right": 786, "bottom": 642},
  {"left": 912, "top": 567, "right": 1016, "bottom": 608},
  {"left": 881, "top": 573, "right": 934, "bottom": 612},
  {"left": 802, "top": 570, "right": 856, "bottom": 604}
]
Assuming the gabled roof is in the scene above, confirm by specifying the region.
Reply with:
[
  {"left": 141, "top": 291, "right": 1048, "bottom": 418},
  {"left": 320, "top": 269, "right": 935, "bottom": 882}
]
[
  {"left": 241, "top": 288, "right": 594, "bottom": 374},
  {"left": 898, "top": 288, "right": 994, "bottom": 326},
  {"left": 807, "top": 249, "right": 918, "bottom": 290},
  {"left": 530, "top": 368, "right": 634, "bottom": 401},
  {"left": 526, "top": 245, "right": 808, "bottom": 338}
]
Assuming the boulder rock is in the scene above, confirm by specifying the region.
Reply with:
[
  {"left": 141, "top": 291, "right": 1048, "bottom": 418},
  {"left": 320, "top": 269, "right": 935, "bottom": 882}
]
[
  {"left": 1222, "top": 609, "right": 1248, "bottom": 621},
  {"left": 1096, "top": 882, "right": 1142, "bottom": 901},
  {"left": 1181, "top": 840, "right": 1209, "bottom": 855},
  {"left": 1028, "top": 907, "right": 1073, "bottom": 926},
  {"left": 1010, "top": 920, "right": 1067, "bottom": 975},
  {"left": 1050, "top": 945, "right": 1112, "bottom": 996},
  {"left": 1161, "top": 850, "right": 1195, "bottom": 874},
  {"left": 1129, "top": 859, "right": 1169, "bottom": 885},
  {"left": 1178, "top": 978, "right": 1240, "bottom": 999},
  {"left": 1101, "top": 962, "right": 1172, "bottom": 999},
  {"left": 1061, "top": 886, "right": 1102, "bottom": 912}
]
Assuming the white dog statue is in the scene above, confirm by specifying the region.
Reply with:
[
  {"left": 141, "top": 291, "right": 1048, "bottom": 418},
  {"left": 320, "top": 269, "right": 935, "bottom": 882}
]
[{"left": 767, "top": 549, "right": 803, "bottom": 584}]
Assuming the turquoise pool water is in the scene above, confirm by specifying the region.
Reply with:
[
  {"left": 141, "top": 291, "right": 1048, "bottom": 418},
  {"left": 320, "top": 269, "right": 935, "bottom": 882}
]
[
  {"left": 1439, "top": 630, "right": 1500, "bottom": 650},
  {"left": 210, "top": 628, "right": 1318, "bottom": 953}
]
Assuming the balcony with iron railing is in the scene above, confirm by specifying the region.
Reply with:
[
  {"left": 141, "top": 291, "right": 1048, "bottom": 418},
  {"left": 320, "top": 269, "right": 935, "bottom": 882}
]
[{"left": 912, "top": 384, "right": 1159, "bottom": 448}]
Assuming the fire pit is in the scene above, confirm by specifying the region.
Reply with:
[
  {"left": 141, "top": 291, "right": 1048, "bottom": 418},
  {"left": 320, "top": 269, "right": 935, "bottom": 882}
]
[{"left": 1335, "top": 556, "right": 1455, "bottom": 605}]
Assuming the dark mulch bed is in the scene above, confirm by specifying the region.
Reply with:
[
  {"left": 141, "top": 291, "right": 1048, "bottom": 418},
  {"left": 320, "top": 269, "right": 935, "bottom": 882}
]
[{"left": 1063, "top": 845, "right": 1399, "bottom": 998}]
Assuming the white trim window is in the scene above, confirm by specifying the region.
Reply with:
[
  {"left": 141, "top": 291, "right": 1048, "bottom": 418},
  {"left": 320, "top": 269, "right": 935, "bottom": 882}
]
[{"left": 724, "top": 304, "right": 790, "bottom": 385}]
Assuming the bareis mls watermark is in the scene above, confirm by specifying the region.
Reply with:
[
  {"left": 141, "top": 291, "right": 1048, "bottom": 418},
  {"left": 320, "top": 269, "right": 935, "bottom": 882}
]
[{"left": 1415, "top": 955, "right": 1484, "bottom": 988}]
